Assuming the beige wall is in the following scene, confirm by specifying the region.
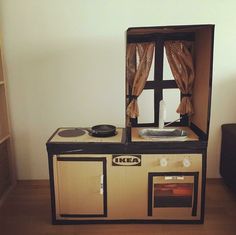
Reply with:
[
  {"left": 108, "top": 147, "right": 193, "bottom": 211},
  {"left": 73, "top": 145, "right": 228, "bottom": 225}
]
[{"left": 0, "top": 0, "right": 236, "bottom": 179}]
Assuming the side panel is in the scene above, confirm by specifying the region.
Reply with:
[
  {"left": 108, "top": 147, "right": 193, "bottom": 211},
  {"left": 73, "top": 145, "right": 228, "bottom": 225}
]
[{"left": 191, "top": 26, "right": 214, "bottom": 135}]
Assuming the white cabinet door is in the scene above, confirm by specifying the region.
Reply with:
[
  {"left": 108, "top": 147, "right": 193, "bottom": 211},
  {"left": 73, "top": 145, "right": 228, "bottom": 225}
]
[{"left": 55, "top": 156, "right": 107, "bottom": 217}]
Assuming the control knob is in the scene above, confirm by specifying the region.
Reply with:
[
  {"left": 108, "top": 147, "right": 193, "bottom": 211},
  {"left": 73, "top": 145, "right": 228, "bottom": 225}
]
[
  {"left": 183, "top": 158, "right": 191, "bottom": 168},
  {"left": 160, "top": 158, "right": 168, "bottom": 167}
]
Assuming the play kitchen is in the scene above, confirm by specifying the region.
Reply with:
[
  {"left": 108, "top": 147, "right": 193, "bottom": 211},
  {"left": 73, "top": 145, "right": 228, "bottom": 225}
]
[{"left": 46, "top": 25, "right": 214, "bottom": 224}]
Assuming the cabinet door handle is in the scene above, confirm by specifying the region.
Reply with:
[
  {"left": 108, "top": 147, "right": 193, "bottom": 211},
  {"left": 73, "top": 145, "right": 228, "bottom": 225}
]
[{"left": 100, "top": 174, "right": 104, "bottom": 195}]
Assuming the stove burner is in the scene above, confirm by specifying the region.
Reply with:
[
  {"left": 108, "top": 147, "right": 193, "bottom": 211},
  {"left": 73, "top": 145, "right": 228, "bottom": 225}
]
[{"left": 58, "top": 129, "right": 85, "bottom": 137}]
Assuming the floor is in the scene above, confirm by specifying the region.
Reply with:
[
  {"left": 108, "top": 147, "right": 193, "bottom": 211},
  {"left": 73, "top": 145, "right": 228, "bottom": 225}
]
[{"left": 0, "top": 179, "right": 236, "bottom": 235}]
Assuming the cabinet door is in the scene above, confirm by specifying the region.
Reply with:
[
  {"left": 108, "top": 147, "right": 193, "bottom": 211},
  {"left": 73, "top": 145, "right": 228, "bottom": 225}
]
[{"left": 56, "top": 156, "right": 107, "bottom": 217}]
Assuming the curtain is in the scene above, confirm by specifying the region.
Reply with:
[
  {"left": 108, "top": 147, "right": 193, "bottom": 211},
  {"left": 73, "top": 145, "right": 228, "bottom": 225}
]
[
  {"left": 126, "top": 43, "right": 136, "bottom": 87},
  {"left": 126, "top": 42, "right": 155, "bottom": 119},
  {"left": 164, "top": 41, "right": 195, "bottom": 115}
]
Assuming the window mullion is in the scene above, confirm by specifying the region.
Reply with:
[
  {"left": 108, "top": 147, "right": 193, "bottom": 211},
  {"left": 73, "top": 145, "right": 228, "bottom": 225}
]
[{"left": 154, "top": 39, "right": 164, "bottom": 126}]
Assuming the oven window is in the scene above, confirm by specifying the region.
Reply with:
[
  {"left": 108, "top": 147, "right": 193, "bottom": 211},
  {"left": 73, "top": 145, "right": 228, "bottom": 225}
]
[
  {"left": 154, "top": 183, "right": 193, "bottom": 208},
  {"left": 148, "top": 172, "right": 199, "bottom": 217}
]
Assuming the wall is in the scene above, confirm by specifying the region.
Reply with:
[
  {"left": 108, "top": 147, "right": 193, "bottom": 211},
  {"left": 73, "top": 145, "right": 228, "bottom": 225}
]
[{"left": 0, "top": 0, "right": 236, "bottom": 179}]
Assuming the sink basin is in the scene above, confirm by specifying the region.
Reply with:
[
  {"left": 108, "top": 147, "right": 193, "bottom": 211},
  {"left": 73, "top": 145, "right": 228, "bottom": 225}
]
[{"left": 138, "top": 128, "right": 187, "bottom": 139}]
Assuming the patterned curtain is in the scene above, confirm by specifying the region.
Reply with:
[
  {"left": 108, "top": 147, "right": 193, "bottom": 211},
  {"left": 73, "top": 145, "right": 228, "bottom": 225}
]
[
  {"left": 164, "top": 41, "right": 195, "bottom": 115},
  {"left": 126, "top": 42, "right": 155, "bottom": 119}
]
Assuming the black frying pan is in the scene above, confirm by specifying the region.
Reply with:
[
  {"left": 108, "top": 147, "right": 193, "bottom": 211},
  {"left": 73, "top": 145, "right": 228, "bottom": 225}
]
[{"left": 87, "top": 124, "right": 117, "bottom": 137}]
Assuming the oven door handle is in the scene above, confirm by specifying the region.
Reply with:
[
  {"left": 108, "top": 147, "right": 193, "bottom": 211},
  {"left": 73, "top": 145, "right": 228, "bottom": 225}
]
[{"left": 61, "top": 149, "right": 84, "bottom": 153}]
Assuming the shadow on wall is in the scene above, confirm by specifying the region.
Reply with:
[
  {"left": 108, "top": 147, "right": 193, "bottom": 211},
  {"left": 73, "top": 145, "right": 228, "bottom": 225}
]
[{"left": 207, "top": 75, "right": 236, "bottom": 178}]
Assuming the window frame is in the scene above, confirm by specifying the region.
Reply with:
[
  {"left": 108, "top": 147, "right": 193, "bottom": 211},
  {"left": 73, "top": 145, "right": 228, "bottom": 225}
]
[{"left": 127, "top": 32, "right": 195, "bottom": 127}]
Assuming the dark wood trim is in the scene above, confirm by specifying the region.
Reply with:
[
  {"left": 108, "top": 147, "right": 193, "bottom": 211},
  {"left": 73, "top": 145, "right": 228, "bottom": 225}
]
[
  {"left": 103, "top": 158, "right": 108, "bottom": 217},
  {"left": 130, "top": 118, "right": 138, "bottom": 126},
  {"left": 57, "top": 156, "right": 106, "bottom": 162},
  {"left": 143, "top": 80, "right": 178, "bottom": 89},
  {"left": 47, "top": 141, "right": 207, "bottom": 155},
  {"left": 48, "top": 155, "right": 57, "bottom": 224},
  {"left": 127, "top": 32, "right": 195, "bottom": 43},
  {"left": 200, "top": 151, "right": 207, "bottom": 223},
  {"left": 160, "top": 80, "right": 178, "bottom": 89},
  {"left": 126, "top": 141, "right": 207, "bottom": 153},
  {"left": 154, "top": 39, "right": 163, "bottom": 126},
  {"left": 147, "top": 173, "right": 153, "bottom": 216},
  {"left": 126, "top": 127, "right": 131, "bottom": 143},
  {"left": 60, "top": 214, "right": 106, "bottom": 218},
  {"left": 47, "top": 142, "right": 207, "bottom": 155},
  {"left": 206, "top": 25, "right": 215, "bottom": 138},
  {"left": 121, "top": 128, "right": 127, "bottom": 143},
  {"left": 190, "top": 123, "right": 208, "bottom": 141},
  {"left": 53, "top": 218, "right": 204, "bottom": 225},
  {"left": 127, "top": 24, "right": 214, "bottom": 34},
  {"left": 129, "top": 122, "right": 156, "bottom": 127},
  {"left": 130, "top": 121, "right": 186, "bottom": 128},
  {"left": 181, "top": 114, "right": 189, "bottom": 126},
  {"left": 192, "top": 172, "right": 199, "bottom": 216}
]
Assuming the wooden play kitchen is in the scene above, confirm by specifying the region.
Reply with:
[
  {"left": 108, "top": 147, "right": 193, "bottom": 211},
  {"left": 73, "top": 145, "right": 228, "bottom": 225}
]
[{"left": 46, "top": 24, "right": 214, "bottom": 224}]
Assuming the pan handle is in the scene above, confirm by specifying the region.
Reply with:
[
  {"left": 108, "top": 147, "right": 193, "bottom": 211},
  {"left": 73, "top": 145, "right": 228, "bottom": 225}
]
[{"left": 84, "top": 128, "right": 93, "bottom": 134}]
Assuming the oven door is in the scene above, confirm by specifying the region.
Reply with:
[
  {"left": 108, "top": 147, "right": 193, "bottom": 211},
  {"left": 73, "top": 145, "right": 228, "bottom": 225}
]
[{"left": 148, "top": 172, "right": 199, "bottom": 220}]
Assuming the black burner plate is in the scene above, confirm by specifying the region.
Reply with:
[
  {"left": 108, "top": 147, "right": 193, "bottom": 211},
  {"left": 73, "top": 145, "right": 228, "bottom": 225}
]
[{"left": 58, "top": 129, "right": 86, "bottom": 137}]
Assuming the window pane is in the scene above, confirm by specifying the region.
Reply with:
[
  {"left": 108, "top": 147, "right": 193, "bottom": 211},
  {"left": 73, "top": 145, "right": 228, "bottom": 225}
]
[
  {"left": 163, "top": 89, "right": 180, "bottom": 122},
  {"left": 163, "top": 47, "right": 174, "bottom": 80},
  {"left": 138, "top": 89, "right": 154, "bottom": 123},
  {"left": 147, "top": 49, "right": 155, "bottom": 81},
  {"left": 136, "top": 46, "right": 155, "bottom": 81}
]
